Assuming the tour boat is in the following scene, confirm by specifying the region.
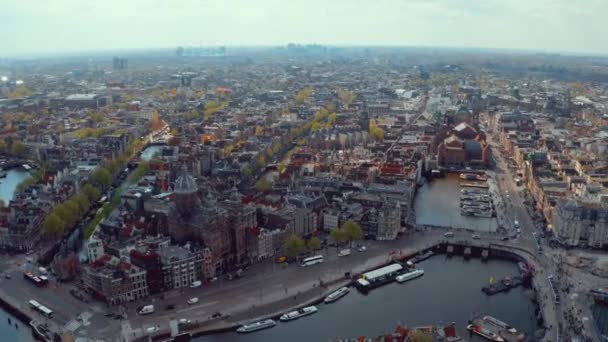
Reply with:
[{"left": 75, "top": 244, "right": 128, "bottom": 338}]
[
  {"left": 395, "top": 269, "right": 425, "bottom": 283},
  {"left": 279, "top": 306, "right": 318, "bottom": 321},
  {"left": 236, "top": 319, "right": 277, "bottom": 333},
  {"left": 483, "top": 316, "right": 518, "bottom": 334},
  {"left": 466, "top": 324, "right": 504, "bottom": 342},
  {"left": 324, "top": 287, "right": 350, "bottom": 304}
]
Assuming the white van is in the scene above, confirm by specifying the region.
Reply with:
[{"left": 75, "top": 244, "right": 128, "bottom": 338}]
[
  {"left": 138, "top": 305, "right": 155, "bottom": 315},
  {"left": 338, "top": 249, "right": 351, "bottom": 257},
  {"left": 514, "top": 220, "right": 520, "bottom": 228}
]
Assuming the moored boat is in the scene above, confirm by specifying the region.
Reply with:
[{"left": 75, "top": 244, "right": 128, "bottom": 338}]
[
  {"left": 395, "top": 269, "right": 424, "bottom": 283},
  {"left": 236, "top": 319, "right": 276, "bottom": 333},
  {"left": 467, "top": 323, "right": 504, "bottom": 341},
  {"left": 483, "top": 315, "right": 518, "bottom": 334},
  {"left": 279, "top": 306, "right": 318, "bottom": 321},
  {"left": 324, "top": 287, "right": 350, "bottom": 303}
]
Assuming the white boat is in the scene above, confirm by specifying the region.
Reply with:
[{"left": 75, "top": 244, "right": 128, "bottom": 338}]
[
  {"left": 482, "top": 315, "right": 518, "bottom": 334},
  {"left": 236, "top": 319, "right": 277, "bottom": 333},
  {"left": 466, "top": 324, "right": 504, "bottom": 342},
  {"left": 395, "top": 269, "right": 425, "bottom": 283},
  {"left": 324, "top": 287, "right": 350, "bottom": 304},
  {"left": 279, "top": 306, "right": 318, "bottom": 321}
]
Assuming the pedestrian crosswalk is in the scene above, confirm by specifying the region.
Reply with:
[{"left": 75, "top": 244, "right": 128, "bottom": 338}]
[
  {"left": 63, "top": 311, "right": 93, "bottom": 332},
  {"left": 64, "top": 319, "right": 81, "bottom": 332}
]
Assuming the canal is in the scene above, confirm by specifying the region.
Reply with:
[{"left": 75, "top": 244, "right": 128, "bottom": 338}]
[
  {"left": 140, "top": 145, "right": 165, "bottom": 161},
  {"left": 0, "top": 169, "right": 31, "bottom": 205},
  {"left": 0, "top": 307, "right": 32, "bottom": 342},
  {"left": 197, "top": 256, "right": 538, "bottom": 341},
  {"left": 415, "top": 174, "right": 498, "bottom": 232}
]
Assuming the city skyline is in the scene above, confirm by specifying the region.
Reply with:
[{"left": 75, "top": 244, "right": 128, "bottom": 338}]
[{"left": 2, "top": 0, "right": 608, "bottom": 57}]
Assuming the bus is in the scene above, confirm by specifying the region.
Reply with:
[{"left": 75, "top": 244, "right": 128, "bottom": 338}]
[
  {"left": 300, "top": 255, "right": 324, "bottom": 267},
  {"left": 29, "top": 300, "right": 53, "bottom": 318},
  {"left": 23, "top": 272, "right": 45, "bottom": 287}
]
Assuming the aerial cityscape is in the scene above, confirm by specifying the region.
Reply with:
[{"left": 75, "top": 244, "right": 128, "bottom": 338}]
[{"left": 2, "top": 1, "right": 608, "bottom": 342}]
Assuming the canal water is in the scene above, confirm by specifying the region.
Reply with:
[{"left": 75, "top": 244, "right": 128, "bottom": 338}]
[
  {"left": 0, "top": 307, "right": 33, "bottom": 342},
  {"left": 415, "top": 174, "right": 498, "bottom": 232},
  {"left": 197, "top": 256, "right": 538, "bottom": 342},
  {"left": 140, "top": 145, "right": 165, "bottom": 161},
  {"left": 0, "top": 169, "right": 30, "bottom": 204}
]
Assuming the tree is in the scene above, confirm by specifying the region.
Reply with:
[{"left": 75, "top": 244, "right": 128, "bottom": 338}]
[
  {"left": 0, "top": 199, "right": 5, "bottom": 208},
  {"left": 0, "top": 140, "right": 7, "bottom": 154},
  {"left": 151, "top": 110, "right": 163, "bottom": 131},
  {"left": 255, "top": 155, "right": 267, "bottom": 169},
  {"left": 44, "top": 213, "right": 66, "bottom": 237},
  {"left": 82, "top": 184, "right": 101, "bottom": 202},
  {"left": 283, "top": 235, "right": 305, "bottom": 259},
  {"left": 9, "top": 85, "right": 31, "bottom": 99},
  {"left": 337, "top": 88, "right": 355, "bottom": 108},
  {"left": 10, "top": 140, "right": 27, "bottom": 156},
  {"left": 330, "top": 227, "right": 346, "bottom": 245},
  {"left": 341, "top": 220, "right": 363, "bottom": 246},
  {"left": 307, "top": 236, "right": 322, "bottom": 251},
  {"left": 295, "top": 87, "right": 313, "bottom": 105},
  {"left": 369, "top": 119, "right": 385, "bottom": 142},
  {"left": 73, "top": 194, "right": 90, "bottom": 214},
  {"left": 90, "top": 168, "right": 112, "bottom": 189},
  {"left": 54, "top": 204, "right": 77, "bottom": 227},
  {"left": 242, "top": 166, "right": 253, "bottom": 178},
  {"left": 255, "top": 179, "right": 272, "bottom": 193}
]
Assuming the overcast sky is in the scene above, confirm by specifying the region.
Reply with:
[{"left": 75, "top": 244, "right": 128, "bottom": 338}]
[{"left": 2, "top": 0, "right": 607, "bottom": 57}]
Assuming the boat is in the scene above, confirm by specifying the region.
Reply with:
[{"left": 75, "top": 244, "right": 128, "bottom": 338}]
[
  {"left": 483, "top": 316, "right": 518, "bottom": 334},
  {"left": 324, "top": 287, "right": 350, "bottom": 303},
  {"left": 279, "top": 306, "right": 318, "bottom": 321},
  {"left": 467, "top": 323, "right": 505, "bottom": 341},
  {"left": 355, "top": 263, "right": 403, "bottom": 292},
  {"left": 396, "top": 269, "right": 424, "bottom": 283},
  {"left": 236, "top": 319, "right": 277, "bottom": 333}
]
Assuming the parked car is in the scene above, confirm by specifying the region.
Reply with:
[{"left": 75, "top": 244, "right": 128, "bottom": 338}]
[
  {"left": 472, "top": 235, "right": 480, "bottom": 240},
  {"left": 190, "top": 280, "right": 202, "bottom": 288},
  {"left": 178, "top": 318, "right": 191, "bottom": 325},
  {"left": 165, "top": 304, "right": 175, "bottom": 310},
  {"left": 187, "top": 297, "right": 199, "bottom": 305},
  {"left": 145, "top": 325, "right": 160, "bottom": 334},
  {"left": 338, "top": 249, "right": 351, "bottom": 257}
]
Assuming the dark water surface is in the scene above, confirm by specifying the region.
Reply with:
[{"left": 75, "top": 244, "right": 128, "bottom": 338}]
[{"left": 197, "top": 256, "right": 538, "bottom": 342}]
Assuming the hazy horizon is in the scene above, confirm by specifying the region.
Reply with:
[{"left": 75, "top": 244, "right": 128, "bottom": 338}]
[{"left": 3, "top": 0, "right": 608, "bottom": 58}]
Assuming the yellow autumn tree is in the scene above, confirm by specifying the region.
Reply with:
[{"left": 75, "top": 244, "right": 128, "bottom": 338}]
[{"left": 151, "top": 110, "right": 163, "bottom": 131}]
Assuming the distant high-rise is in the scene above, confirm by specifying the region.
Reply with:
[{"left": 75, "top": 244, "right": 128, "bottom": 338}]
[{"left": 112, "top": 57, "right": 128, "bottom": 70}]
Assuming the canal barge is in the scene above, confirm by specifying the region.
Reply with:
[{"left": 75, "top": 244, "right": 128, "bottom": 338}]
[{"left": 355, "top": 263, "right": 403, "bottom": 293}]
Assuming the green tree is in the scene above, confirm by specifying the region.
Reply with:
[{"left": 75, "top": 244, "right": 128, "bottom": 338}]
[
  {"left": 82, "top": 184, "right": 101, "bottom": 202},
  {"left": 242, "top": 166, "right": 253, "bottom": 178},
  {"left": 44, "top": 213, "right": 66, "bottom": 237},
  {"left": 10, "top": 140, "right": 27, "bottom": 156},
  {"left": 73, "top": 194, "right": 91, "bottom": 214},
  {"left": 255, "top": 179, "right": 272, "bottom": 193},
  {"left": 295, "top": 87, "right": 313, "bottom": 105},
  {"left": 55, "top": 203, "right": 77, "bottom": 227},
  {"left": 283, "top": 235, "right": 305, "bottom": 259},
  {"left": 307, "top": 236, "right": 322, "bottom": 251},
  {"left": 341, "top": 220, "right": 363, "bottom": 246},
  {"left": 330, "top": 227, "right": 346, "bottom": 245},
  {"left": 90, "top": 168, "right": 112, "bottom": 189},
  {"left": 255, "top": 155, "right": 267, "bottom": 169},
  {"left": 64, "top": 199, "right": 82, "bottom": 217},
  {"left": 9, "top": 85, "right": 31, "bottom": 99}
]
